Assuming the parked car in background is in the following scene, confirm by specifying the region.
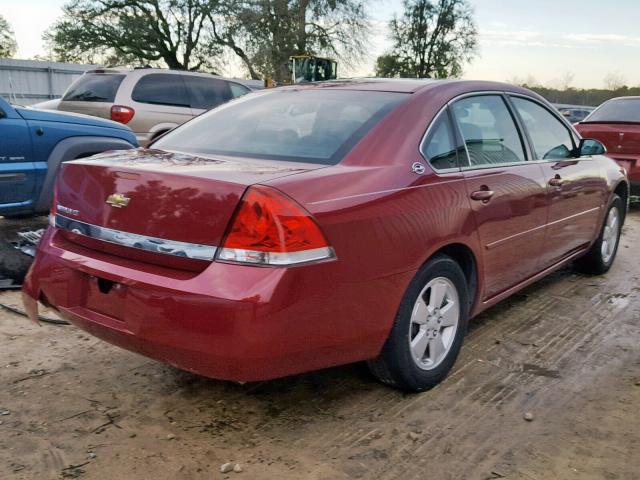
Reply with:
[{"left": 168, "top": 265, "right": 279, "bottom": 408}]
[
  {"left": 0, "top": 96, "right": 137, "bottom": 218},
  {"left": 557, "top": 106, "right": 595, "bottom": 124},
  {"left": 53, "top": 68, "right": 254, "bottom": 146},
  {"left": 575, "top": 97, "right": 640, "bottom": 195},
  {"left": 24, "top": 80, "right": 628, "bottom": 391}
]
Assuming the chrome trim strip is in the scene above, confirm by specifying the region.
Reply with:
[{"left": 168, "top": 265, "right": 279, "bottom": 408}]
[
  {"left": 54, "top": 214, "right": 217, "bottom": 261},
  {"left": 485, "top": 206, "right": 602, "bottom": 250}
]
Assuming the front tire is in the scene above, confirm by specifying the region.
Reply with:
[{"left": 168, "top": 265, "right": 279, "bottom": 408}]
[
  {"left": 574, "top": 195, "right": 623, "bottom": 275},
  {"left": 368, "top": 254, "right": 470, "bottom": 392}
]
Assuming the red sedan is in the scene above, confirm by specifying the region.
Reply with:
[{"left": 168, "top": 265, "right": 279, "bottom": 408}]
[
  {"left": 575, "top": 96, "right": 640, "bottom": 195},
  {"left": 23, "top": 80, "right": 628, "bottom": 391}
]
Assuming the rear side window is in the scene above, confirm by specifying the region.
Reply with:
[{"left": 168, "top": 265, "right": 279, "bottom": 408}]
[
  {"left": 183, "top": 76, "right": 232, "bottom": 110},
  {"left": 421, "top": 111, "right": 459, "bottom": 171},
  {"left": 132, "top": 74, "right": 190, "bottom": 107},
  {"left": 452, "top": 95, "right": 526, "bottom": 167},
  {"left": 230, "top": 83, "right": 251, "bottom": 98},
  {"left": 153, "top": 89, "right": 407, "bottom": 165},
  {"left": 512, "top": 97, "right": 574, "bottom": 160},
  {"left": 62, "top": 74, "right": 125, "bottom": 102},
  {"left": 585, "top": 98, "right": 640, "bottom": 123}
]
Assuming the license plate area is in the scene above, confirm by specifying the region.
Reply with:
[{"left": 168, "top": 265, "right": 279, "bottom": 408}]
[{"left": 83, "top": 275, "right": 127, "bottom": 321}]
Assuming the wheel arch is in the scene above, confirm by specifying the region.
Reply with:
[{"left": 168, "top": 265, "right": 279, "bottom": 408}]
[
  {"left": 613, "top": 180, "right": 629, "bottom": 223},
  {"left": 423, "top": 242, "right": 480, "bottom": 315},
  {"left": 34, "top": 136, "right": 135, "bottom": 213}
]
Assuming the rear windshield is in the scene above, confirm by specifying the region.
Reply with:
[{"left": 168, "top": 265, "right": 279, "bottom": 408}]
[
  {"left": 585, "top": 98, "right": 640, "bottom": 123},
  {"left": 62, "top": 73, "right": 125, "bottom": 102},
  {"left": 152, "top": 89, "right": 407, "bottom": 164}
]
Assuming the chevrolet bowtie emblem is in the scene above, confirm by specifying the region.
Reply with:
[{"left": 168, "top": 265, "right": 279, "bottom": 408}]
[{"left": 106, "top": 193, "right": 131, "bottom": 208}]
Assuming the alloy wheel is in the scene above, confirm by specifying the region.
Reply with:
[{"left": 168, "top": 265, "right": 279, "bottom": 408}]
[
  {"left": 601, "top": 206, "right": 620, "bottom": 264},
  {"left": 408, "top": 277, "right": 460, "bottom": 370}
]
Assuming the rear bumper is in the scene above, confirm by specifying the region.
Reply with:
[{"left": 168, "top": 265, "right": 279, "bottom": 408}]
[{"left": 23, "top": 228, "right": 409, "bottom": 381}]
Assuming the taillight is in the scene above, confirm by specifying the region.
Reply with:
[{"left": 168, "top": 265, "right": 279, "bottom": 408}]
[
  {"left": 217, "top": 185, "right": 335, "bottom": 266},
  {"left": 110, "top": 105, "right": 135, "bottom": 124}
]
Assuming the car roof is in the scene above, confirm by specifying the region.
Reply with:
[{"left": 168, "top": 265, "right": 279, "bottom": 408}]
[
  {"left": 277, "top": 78, "right": 544, "bottom": 97},
  {"left": 83, "top": 67, "right": 248, "bottom": 85}
]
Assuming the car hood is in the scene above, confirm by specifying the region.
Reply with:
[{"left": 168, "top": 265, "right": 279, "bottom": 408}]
[{"left": 15, "top": 106, "right": 130, "bottom": 131}]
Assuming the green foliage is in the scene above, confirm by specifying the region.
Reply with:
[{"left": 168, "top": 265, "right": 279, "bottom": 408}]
[
  {"left": 201, "top": 0, "right": 370, "bottom": 82},
  {"left": 44, "top": 0, "right": 223, "bottom": 70},
  {"left": 0, "top": 15, "right": 18, "bottom": 58},
  {"left": 375, "top": 0, "right": 477, "bottom": 78},
  {"left": 45, "top": 0, "right": 370, "bottom": 81}
]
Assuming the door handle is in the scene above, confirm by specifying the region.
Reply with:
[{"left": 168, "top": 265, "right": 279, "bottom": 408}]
[
  {"left": 0, "top": 173, "right": 27, "bottom": 182},
  {"left": 470, "top": 189, "right": 495, "bottom": 202},
  {"left": 549, "top": 175, "right": 565, "bottom": 187}
]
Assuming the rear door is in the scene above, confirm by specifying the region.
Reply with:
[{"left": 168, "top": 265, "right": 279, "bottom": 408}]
[
  {"left": 509, "top": 95, "right": 607, "bottom": 267},
  {"left": 0, "top": 102, "right": 36, "bottom": 209},
  {"left": 452, "top": 94, "right": 548, "bottom": 299}
]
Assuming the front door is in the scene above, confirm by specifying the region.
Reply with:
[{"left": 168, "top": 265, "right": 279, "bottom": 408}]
[
  {"left": 0, "top": 105, "right": 35, "bottom": 210},
  {"left": 509, "top": 96, "right": 607, "bottom": 267},
  {"left": 452, "top": 95, "right": 548, "bottom": 299}
]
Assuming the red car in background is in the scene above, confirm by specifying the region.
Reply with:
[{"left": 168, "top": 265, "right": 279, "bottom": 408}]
[
  {"left": 575, "top": 96, "right": 640, "bottom": 195},
  {"left": 23, "top": 80, "right": 628, "bottom": 391}
]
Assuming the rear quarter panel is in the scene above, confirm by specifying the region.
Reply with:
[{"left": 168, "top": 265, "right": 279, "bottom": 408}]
[{"left": 267, "top": 89, "right": 485, "bottom": 328}]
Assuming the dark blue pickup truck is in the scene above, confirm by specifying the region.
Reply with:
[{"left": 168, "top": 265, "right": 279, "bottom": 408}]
[{"left": 0, "top": 97, "right": 137, "bottom": 217}]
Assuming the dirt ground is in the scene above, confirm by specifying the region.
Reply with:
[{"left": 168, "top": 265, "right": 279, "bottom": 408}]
[{"left": 1, "top": 209, "right": 639, "bottom": 480}]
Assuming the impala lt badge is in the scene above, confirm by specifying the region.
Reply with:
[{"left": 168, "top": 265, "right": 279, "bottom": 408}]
[{"left": 106, "top": 193, "right": 131, "bottom": 208}]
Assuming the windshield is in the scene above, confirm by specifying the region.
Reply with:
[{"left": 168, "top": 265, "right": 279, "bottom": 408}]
[
  {"left": 585, "top": 98, "right": 640, "bottom": 123},
  {"left": 63, "top": 73, "right": 125, "bottom": 102},
  {"left": 153, "top": 89, "right": 407, "bottom": 165}
]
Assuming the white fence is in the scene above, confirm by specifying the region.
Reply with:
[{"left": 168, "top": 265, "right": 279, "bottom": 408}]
[{"left": 0, "top": 58, "right": 97, "bottom": 106}]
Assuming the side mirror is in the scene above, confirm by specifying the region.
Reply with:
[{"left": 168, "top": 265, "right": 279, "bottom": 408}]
[{"left": 577, "top": 138, "right": 606, "bottom": 157}]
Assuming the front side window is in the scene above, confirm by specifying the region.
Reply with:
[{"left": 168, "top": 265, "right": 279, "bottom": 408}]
[
  {"left": 452, "top": 95, "right": 526, "bottom": 167},
  {"left": 183, "top": 76, "right": 232, "bottom": 110},
  {"left": 131, "top": 74, "right": 190, "bottom": 107},
  {"left": 153, "top": 89, "right": 407, "bottom": 165},
  {"left": 512, "top": 97, "right": 574, "bottom": 160},
  {"left": 422, "top": 111, "right": 459, "bottom": 171},
  {"left": 62, "top": 73, "right": 125, "bottom": 102}
]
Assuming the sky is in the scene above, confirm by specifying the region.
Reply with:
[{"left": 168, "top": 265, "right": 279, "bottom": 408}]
[{"left": 1, "top": 0, "right": 639, "bottom": 88}]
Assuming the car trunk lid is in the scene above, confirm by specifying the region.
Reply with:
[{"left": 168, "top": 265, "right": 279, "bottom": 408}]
[
  {"left": 54, "top": 149, "right": 324, "bottom": 268},
  {"left": 577, "top": 123, "right": 640, "bottom": 155}
]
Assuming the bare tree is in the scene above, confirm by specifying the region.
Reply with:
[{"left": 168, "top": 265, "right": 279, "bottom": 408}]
[
  {"left": 603, "top": 71, "right": 626, "bottom": 91},
  {"left": 376, "top": 0, "right": 477, "bottom": 78}
]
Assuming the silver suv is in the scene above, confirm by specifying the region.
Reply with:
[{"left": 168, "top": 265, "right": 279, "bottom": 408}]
[{"left": 56, "top": 68, "right": 255, "bottom": 146}]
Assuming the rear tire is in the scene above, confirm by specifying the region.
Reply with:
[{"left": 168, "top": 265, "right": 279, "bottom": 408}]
[
  {"left": 368, "top": 254, "right": 470, "bottom": 392},
  {"left": 574, "top": 194, "right": 623, "bottom": 275}
]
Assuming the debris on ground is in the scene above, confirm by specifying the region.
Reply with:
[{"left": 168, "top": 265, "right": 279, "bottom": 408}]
[
  {"left": 220, "top": 462, "right": 235, "bottom": 473},
  {"left": 0, "top": 278, "right": 21, "bottom": 290},
  {"left": 0, "top": 302, "right": 70, "bottom": 325},
  {"left": 11, "top": 229, "right": 45, "bottom": 258},
  {"left": 523, "top": 412, "right": 534, "bottom": 422}
]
